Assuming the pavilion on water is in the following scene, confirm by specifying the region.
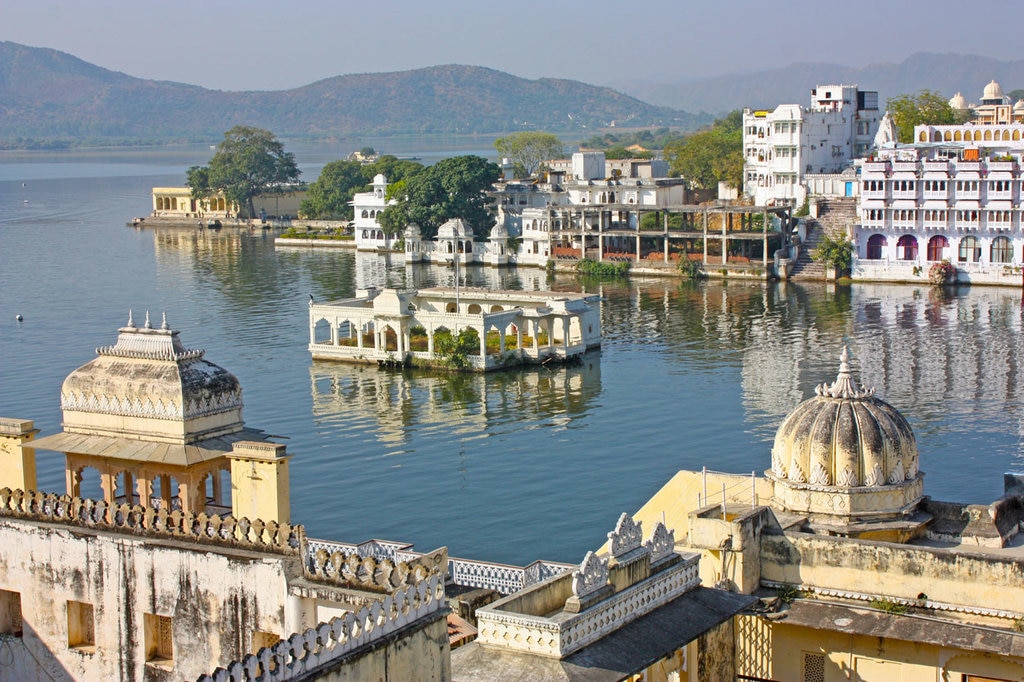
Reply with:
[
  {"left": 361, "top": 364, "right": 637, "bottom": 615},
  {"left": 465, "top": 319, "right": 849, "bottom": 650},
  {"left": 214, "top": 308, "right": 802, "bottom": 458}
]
[{"left": 309, "top": 286, "right": 602, "bottom": 371}]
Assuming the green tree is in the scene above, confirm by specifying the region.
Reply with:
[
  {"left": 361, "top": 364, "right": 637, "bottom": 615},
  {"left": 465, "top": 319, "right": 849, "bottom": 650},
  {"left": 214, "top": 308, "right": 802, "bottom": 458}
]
[
  {"left": 187, "top": 126, "right": 300, "bottom": 218},
  {"left": 887, "top": 90, "right": 956, "bottom": 143},
  {"left": 813, "top": 231, "right": 853, "bottom": 276},
  {"left": 378, "top": 155, "right": 501, "bottom": 239},
  {"left": 300, "top": 160, "right": 366, "bottom": 219},
  {"left": 664, "top": 111, "right": 743, "bottom": 189},
  {"left": 367, "top": 155, "right": 424, "bottom": 185},
  {"left": 494, "top": 132, "right": 564, "bottom": 178},
  {"left": 300, "top": 155, "right": 424, "bottom": 220}
]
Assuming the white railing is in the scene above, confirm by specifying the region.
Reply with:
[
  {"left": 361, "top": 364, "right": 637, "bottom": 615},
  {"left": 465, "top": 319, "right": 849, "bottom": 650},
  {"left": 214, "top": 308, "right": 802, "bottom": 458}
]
[{"left": 476, "top": 554, "right": 700, "bottom": 658}]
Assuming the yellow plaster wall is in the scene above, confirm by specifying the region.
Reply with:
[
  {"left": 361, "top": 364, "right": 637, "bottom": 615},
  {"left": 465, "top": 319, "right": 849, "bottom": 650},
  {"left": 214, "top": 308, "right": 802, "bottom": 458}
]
[
  {"left": 761, "top": 533, "right": 1024, "bottom": 614},
  {"left": 230, "top": 451, "right": 291, "bottom": 524},
  {"left": 740, "top": 615, "right": 1024, "bottom": 682},
  {"left": 610, "top": 470, "right": 774, "bottom": 555},
  {"left": 0, "top": 420, "right": 36, "bottom": 491}
]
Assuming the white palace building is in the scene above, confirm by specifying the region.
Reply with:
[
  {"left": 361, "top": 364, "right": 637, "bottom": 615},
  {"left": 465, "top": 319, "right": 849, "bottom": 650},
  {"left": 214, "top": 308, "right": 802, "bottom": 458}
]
[{"left": 853, "top": 81, "right": 1024, "bottom": 286}]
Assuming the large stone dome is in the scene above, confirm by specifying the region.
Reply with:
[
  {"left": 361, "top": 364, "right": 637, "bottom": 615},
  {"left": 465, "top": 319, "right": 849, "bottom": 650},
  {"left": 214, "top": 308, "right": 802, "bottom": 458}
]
[
  {"left": 948, "top": 92, "right": 969, "bottom": 110},
  {"left": 767, "top": 349, "right": 923, "bottom": 521},
  {"left": 60, "top": 313, "right": 244, "bottom": 444}
]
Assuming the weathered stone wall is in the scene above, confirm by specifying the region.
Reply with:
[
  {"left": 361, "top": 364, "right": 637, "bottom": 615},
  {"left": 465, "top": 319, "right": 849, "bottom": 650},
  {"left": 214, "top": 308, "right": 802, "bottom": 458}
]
[
  {"left": 696, "top": 618, "right": 735, "bottom": 682},
  {"left": 0, "top": 516, "right": 296, "bottom": 682},
  {"left": 762, "top": 531, "right": 1024, "bottom": 615},
  {"left": 298, "top": 616, "right": 450, "bottom": 682}
]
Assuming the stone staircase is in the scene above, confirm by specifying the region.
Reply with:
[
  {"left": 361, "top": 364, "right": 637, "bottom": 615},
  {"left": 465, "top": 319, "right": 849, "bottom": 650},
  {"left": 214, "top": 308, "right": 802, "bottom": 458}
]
[{"left": 789, "top": 198, "right": 858, "bottom": 280}]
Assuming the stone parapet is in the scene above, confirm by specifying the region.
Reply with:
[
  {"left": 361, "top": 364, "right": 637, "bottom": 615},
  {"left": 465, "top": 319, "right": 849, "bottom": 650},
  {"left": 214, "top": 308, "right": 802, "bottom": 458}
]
[
  {"left": 476, "top": 553, "right": 700, "bottom": 658},
  {"left": 197, "top": 571, "right": 447, "bottom": 682},
  {"left": 0, "top": 487, "right": 302, "bottom": 553},
  {"left": 0, "top": 418, "right": 35, "bottom": 436},
  {"left": 305, "top": 544, "right": 449, "bottom": 593}
]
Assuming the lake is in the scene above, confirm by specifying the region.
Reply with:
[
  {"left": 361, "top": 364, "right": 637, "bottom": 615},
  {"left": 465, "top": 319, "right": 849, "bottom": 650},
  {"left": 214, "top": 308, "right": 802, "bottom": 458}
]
[{"left": 1, "top": 146, "right": 1022, "bottom": 566}]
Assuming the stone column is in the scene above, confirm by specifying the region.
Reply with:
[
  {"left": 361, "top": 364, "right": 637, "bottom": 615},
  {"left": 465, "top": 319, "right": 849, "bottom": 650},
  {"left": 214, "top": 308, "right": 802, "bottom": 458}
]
[
  {"left": 136, "top": 475, "right": 153, "bottom": 508},
  {"left": 0, "top": 418, "right": 38, "bottom": 492}
]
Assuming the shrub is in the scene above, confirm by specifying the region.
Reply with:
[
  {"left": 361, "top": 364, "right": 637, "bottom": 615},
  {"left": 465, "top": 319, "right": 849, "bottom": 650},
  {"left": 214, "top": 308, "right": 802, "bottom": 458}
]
[
  {"left": 813, "top": 232, "right": 853, "bottom": 275},
  {"left": 928, "top": 259, "right": 956, "bottom": 285},
  {"left": 576, "top": 258, "right": 630, "bottom": 277}
]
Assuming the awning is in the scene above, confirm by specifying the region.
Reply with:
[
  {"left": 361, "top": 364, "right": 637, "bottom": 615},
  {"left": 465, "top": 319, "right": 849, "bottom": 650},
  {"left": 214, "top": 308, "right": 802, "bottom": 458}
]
[{"left": 31, "top": 427, "right": 270, "bottom": 467}]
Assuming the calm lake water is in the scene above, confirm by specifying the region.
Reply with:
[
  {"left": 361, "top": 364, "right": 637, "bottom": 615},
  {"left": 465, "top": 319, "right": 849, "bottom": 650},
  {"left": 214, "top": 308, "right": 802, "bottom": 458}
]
[{"left": 1, "top": 147, "right": 1022, "bottom": 566}]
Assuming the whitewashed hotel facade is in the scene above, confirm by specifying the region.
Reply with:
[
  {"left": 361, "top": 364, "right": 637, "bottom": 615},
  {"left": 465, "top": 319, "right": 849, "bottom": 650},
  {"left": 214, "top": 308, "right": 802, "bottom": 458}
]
[
  {"left": 853, "top": 125, "right": 1024, "bottom": 286},
  {"left": 743, "top": 84, "right": 881, "bottom": 206}
]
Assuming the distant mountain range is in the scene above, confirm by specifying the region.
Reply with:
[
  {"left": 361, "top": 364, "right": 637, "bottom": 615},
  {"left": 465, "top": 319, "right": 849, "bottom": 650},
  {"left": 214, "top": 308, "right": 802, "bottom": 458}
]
[
  {"left": 3, "top": 41, "right": 1023, "bottom": 148},
  {"left": 618, "top": 53, "right": 1024, "bottom": 115},
  {"left": 0, "top": 41, "right": 702, "bottom": 146}
]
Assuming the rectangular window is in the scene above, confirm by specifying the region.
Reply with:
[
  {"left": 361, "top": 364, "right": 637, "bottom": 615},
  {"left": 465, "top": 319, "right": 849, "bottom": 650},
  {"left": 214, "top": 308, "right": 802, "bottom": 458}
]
[
  {"left": 144, "top": 613, "right": 173, "bottom": 665},
  {"left": 0, "top": 589, "right": 23, "bottom": 637},
  {"left": 67, "top": 600, "right": 95, "bottom": 649}
]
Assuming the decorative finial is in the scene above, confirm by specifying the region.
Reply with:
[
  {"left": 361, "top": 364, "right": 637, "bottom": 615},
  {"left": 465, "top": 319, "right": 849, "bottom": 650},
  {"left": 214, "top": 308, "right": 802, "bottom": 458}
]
[
  {"left": 144, "top": 311, "right": 151, "bottom": 329},
  {"left": 815, "top": 346, "right": 875, "bottom": 399},
  {"left": 127, "top": 310, "right": 135, "bottom": 329},
  {"left": 161, "top": 312, "right": 169, "bottom": 330}
]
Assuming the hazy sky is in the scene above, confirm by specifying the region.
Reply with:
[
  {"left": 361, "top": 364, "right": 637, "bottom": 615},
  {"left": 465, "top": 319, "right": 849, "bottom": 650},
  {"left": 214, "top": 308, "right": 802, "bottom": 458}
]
[{"left": 4, "top": 0, "right": 1022, "bottom": 91}]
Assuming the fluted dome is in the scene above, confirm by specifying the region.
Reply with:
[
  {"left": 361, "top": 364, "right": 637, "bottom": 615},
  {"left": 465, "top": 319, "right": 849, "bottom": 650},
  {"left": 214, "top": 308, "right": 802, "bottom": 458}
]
[
  {"left": 60, "top": 313, "right": 244, "bottom": 444},
  {"left": 767, "top": 349, "right": 923, "bottom": 521},
  {"left": 489, "top": 222, "right": 509, "bottom": 239},
  {"left": 1014, "top": 100, "right": 1024, "bottom": 113},
  {"left": 948, "top": 92, "right": 968, "bottom": 110},
  {"left": 982, "top": 80, "right": 1004, "bottom": 101}
]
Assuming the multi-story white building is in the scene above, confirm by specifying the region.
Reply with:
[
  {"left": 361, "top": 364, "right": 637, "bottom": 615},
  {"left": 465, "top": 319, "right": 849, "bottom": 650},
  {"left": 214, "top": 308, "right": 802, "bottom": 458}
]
[
  {"left": 352, "top": 173, "right": 396, "bottom": 250},
  {"left": 743, "top": 84, "right": 881, "bottom": 206},
  {"left": 854, "top": 81, "right": 1024, "bottom": 286}
]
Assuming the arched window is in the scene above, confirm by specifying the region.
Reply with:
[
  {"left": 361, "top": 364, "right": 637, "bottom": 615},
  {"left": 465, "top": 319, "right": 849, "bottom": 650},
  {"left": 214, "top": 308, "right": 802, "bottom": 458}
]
[
  {"left": 944, "top": 131, "right": 952, "bottom": 141},
  {"left": 918, "top": 131, "right": 928, "bottom": 142},
  {"left": 468, "top": 304, "right": 482, "bottom": 314},
  {"left": 490, "top": 305, "right": 503, "bottom": 312},
  {"left": 866, "top": 234, "right": 887, "bottom": 260},
  {"left": 991, "top": 236, "right": 1013, "bottom": 263},
  {"left": 958, "top": 236, "right": 980, "bottom": 263},
  {"left": 361, "top": 210, "right": 368, "bottom": 218},
  {"left": 926, "top": 235, "right": 948, "bottom": 261},
  {"left": 897, "top": 235, "right": 918, "bottom": 260}
]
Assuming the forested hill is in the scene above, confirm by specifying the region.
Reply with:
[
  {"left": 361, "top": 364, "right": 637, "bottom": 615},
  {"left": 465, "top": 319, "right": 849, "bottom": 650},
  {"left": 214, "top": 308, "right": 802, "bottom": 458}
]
[{"left": 0, "top": 42, "right": 705, "bottom": 147}]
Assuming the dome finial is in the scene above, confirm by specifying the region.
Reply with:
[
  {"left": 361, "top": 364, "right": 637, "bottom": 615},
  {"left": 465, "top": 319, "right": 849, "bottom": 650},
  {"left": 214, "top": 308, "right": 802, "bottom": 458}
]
[
  {"left": 161, "top": 312, "right": 169, "bottom": 330},
  {"left": 144, "top": 311, "right": 152, "bottom": 329},
  {"left": 127, "top": 310, "right": 135, "bottom": 329},
  {"left": 815, "top": 346, "right": 875, "bottom": 399}
]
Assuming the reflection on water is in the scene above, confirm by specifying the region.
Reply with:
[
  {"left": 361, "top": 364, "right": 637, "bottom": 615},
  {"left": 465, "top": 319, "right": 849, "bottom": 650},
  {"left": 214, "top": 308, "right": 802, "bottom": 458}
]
[
  {"left": 310, "top": 359, "right": 602, "bottom": 448},
  {"left": 1, "top": 162, "right": 1023, "bottom": 566}
]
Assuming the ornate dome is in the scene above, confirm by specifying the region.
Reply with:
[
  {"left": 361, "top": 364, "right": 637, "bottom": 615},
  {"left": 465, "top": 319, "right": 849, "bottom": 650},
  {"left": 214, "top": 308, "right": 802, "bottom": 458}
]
[
  {"left": 767, "top": 349, "right": 923, "bottom": 521},
  {"left": 1014, "top": 100, "right": 1024, "bottom": 113},
  {"left": 436, "top": 218, "right": 473, "bottom": 239},
  {"left": 489, "top": 222, "right": 509, "bottom": 239},
  {"left": 982, "top": 79, "right": 1004, "bottom": 101},
  {"left": 948, "top": 92, "right": 969, "bottom": 110},
  {"left": 60, "top": 313, "right": 244, "bottom": 444}
]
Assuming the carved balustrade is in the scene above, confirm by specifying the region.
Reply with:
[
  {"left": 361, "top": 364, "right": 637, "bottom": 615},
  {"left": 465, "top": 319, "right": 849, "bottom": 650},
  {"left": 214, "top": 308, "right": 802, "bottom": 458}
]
[
  {"left": 197, "top": 572, "right": 446, "bottom": 682},
  {"left": 0, "top": 488, "right": 301, "bottom": 553}
]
